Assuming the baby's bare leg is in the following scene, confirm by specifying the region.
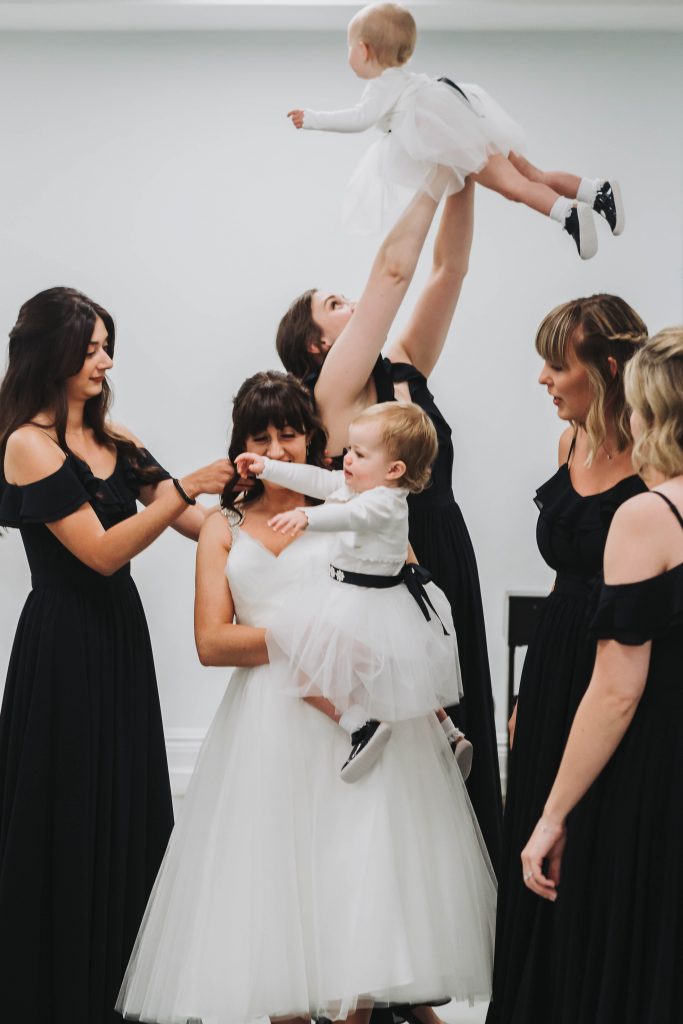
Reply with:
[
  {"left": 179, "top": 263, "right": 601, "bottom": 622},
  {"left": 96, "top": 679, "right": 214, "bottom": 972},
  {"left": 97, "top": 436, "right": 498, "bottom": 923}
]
[
  {"left": 303, "top": 695, "right": 341, "bottom": 723},
  {"left": 470, "top": 153, "right": 558, "bottom": 216},
  {"left": 508, "top": 152, "right": 582, "bottom": 200}
]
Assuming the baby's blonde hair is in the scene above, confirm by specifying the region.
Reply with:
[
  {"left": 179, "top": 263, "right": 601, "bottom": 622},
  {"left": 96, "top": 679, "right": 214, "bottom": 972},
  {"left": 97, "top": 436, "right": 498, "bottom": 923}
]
[
  {"left": 350, "top": 3, "right": 416, "bottom": 68},
  {"left": 352, "top": 401, "right": 437, "bottom": 493},
  {"left": 625, "top": 327, "right": 683, "bottom": 481}
]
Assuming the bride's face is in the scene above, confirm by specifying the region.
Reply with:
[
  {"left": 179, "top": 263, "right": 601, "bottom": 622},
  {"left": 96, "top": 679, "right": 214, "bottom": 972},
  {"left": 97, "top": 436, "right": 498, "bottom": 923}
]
[{"left": 245, "top": 422, "right": 308, "bottom": 466}]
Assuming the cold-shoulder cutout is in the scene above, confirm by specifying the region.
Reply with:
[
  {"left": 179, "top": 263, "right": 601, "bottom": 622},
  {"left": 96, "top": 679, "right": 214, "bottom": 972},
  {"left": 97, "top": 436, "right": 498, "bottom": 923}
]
[
  {"left": 603, "top": 490, "right": 683, "bottom": 586},
  {"left": 4, "top": 424, "right": 66, "bottom": 485}
]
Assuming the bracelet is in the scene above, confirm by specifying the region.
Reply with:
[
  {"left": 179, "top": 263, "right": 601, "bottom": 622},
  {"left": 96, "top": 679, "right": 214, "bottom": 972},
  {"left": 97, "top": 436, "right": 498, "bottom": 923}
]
[{"left": 173, "top": 477, "right": 196, "bottom": 506}]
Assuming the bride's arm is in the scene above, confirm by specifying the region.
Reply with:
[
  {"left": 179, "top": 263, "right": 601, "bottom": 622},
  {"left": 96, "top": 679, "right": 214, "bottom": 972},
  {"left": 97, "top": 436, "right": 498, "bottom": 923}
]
[
  {"left": 315, "top": 187, "right": 442, "bottom": 454},
  {"left": 194, "top": 512, "right": 269, "bottom": 667}
]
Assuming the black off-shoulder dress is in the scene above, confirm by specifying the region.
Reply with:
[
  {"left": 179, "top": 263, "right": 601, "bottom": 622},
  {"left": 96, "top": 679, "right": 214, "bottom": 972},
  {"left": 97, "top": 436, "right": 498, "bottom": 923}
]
[
  {"left": 0, "top": 451, "right": 174, "bottom": 1024},
  {"left": 550, "top": 490, "right": 683, "bottom": 1024},
  {"left": 486, "top": 457, "right": 646, "bottom": 1024}
]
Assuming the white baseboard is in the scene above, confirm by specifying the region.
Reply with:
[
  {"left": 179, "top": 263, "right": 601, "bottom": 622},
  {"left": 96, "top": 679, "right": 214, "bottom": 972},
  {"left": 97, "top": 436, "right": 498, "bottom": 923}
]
[{"left": 166, "top": 728, "right": 510, "bottom": 800}]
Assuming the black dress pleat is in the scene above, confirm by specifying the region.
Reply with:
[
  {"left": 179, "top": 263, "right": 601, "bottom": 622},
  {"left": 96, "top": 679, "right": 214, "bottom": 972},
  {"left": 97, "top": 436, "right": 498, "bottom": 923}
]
[
  {"left": 486, "top": 462, "right": 646, "bottom": 1024},
  {"left": 0, "top": 451, "right": 174, "bottom": 1024},
  {"left": 386, "top": 360, "right": 502, "bottom": 871}
]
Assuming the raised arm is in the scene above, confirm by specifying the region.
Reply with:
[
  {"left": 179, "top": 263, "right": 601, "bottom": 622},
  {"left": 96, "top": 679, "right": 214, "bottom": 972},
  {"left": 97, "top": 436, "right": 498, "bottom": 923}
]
[
  {"left": 315, "top": 186, "right": 444, "bottom": 454},
  {"left": 258, "top": 457, "right": 342, "bottom": 499},
  {"left": 194, "top": 512, "right": 269, "bottom": 667},
  {"left": 386, "top": 179, "right": 475, "bottom": 378}
]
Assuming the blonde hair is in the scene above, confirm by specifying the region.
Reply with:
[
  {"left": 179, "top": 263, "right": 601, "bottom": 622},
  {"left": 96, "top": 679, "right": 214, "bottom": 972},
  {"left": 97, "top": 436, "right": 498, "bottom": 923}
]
[
  {"left": 350, "top": 3, "right": 416, "bottom": 67},
  {"left": 625, "top": 327, "right": 683, "bottom": 481},
  {"left": 352, "top": 401, "right": 437, "bottom": 492},
  {"left": 535, "top": 294, "right": 648, "bottom": 465}
]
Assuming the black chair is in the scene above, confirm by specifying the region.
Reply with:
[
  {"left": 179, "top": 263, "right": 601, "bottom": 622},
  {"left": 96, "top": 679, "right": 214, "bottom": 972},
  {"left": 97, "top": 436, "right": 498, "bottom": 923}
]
[{"left": 505, "top": 592, "right": 546, "bottom": 731}]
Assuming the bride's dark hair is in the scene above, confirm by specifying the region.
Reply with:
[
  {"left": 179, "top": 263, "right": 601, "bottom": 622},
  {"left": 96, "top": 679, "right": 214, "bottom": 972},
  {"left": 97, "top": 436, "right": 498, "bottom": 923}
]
[{"left": 221, "top": 370, "right": 328, "bottom": 511}]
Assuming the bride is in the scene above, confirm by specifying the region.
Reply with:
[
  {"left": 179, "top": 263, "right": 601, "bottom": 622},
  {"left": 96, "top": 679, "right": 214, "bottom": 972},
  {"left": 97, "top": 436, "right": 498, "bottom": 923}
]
[{"left": 116, "top": 371, "right": 496, "bottom": 1024}]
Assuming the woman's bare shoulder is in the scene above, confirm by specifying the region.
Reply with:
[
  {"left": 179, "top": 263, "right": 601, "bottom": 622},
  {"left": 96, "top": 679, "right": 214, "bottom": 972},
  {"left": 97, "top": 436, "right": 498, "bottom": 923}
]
[
  {"left": 199, "top": 507, "right": 234, "bottom": 550},
  {"left": 108, "top": 420, "right": 144, "bottom": 447},
  {"left": 4, "top": 425, "right": 65, "bottom": 485}
]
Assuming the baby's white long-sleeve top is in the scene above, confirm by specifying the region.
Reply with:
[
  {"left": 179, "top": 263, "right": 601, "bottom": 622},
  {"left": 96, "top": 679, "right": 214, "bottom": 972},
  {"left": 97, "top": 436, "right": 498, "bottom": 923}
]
[
  {"left": 302, "top": 66, "right": 429, "bottom": 134},
  {"left": 258, "top": 457, "right": 410, "bottom": 576}
]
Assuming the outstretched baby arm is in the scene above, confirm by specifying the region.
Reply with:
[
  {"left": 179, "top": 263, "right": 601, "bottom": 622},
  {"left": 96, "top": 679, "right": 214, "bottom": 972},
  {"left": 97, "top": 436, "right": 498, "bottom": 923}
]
[
  {"left": 257, "top": 456, "right": 343, "bottom": 499},
  {"left": 288, "top": 74, "right": 404, "bottom": 133}
]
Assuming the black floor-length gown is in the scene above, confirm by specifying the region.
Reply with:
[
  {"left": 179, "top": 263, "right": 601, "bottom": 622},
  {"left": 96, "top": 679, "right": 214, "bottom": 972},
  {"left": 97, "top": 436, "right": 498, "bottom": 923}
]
[
  {"left": 309, "top": 355, "right": 502, "bottom": 872},
  {"left": 486, "top": 453, "right": 646, "bottom": 1024},
  {"left": 0, "top": 450, "right": 174, "bottom": 1024},
  {"left": 549, "top": 491, "right": 683, "bottom": 1024},
  {"left": 386, "top": 360, "right": 503, "bottom": 870}
]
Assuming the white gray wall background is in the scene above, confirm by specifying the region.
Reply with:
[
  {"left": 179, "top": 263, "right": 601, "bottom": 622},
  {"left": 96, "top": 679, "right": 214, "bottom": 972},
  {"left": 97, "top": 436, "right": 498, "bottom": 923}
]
[{"left": 0, "top": 4, "right": 682, "bottom": 797}]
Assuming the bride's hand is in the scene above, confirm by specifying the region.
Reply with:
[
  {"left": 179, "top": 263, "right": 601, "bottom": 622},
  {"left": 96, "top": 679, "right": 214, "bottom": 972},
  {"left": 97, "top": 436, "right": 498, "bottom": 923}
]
[
  {"left": 268, "top": 509, "right": 308, "bottom": 536},
  {"left": 235, "top": 452, "right": 265, "bottom": 478}
]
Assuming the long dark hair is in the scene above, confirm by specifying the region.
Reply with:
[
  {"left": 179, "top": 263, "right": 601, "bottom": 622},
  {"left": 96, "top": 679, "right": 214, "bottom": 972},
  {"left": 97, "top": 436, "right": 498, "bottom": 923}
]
[
  {"left": 0, "top": 286, "right": 162, "bottom": 481},
  {"left": 221, "top": 370, "right": 328, "bottom": 512},
  {"left": 275, "top": 289, "right": 324, "bottom": 380}
]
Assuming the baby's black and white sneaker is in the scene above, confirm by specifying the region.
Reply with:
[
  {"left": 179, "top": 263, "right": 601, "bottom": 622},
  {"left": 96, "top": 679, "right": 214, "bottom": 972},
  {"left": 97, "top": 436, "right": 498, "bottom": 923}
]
[
  {"left": 593, "top": 180, "right": 625, "bottom": 235},
  {"left": 563, "top": 204, "right": 598, "bottom": 260},
  {"left": 341, "top": 720, "right": 392, "bottom": 783}
]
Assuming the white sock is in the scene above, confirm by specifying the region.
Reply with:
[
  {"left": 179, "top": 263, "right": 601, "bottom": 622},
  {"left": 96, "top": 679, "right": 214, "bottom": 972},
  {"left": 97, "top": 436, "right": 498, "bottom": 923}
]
[
  {"left": 549, "top": 197, "right": 574, "bottom": 225},
  {"left": 440, "top": 716, "right": 464, "bottom": 743},
  {"left": 339, "top": 705, "right": 370, "bottom": 735},
  {"left": 576, "top": 177, "right": 603, "bottom": 204}
]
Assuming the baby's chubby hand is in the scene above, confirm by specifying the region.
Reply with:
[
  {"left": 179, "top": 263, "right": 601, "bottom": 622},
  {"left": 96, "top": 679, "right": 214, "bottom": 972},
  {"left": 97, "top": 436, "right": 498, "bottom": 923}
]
[
  {"left": 287, "top": 109, "right": 305, "bottom": 129},
  {"left": 268, "top": 509, "right": 309, "bottom": 537},
  {"left": 235, "top": 452, "right": 266, "bottom": 478}
]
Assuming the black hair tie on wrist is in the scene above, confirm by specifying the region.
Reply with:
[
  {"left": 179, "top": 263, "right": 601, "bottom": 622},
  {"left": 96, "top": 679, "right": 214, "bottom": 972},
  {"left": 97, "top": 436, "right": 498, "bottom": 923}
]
[{"left": 173, "top": 478, "right": 196, "bottom": 506}]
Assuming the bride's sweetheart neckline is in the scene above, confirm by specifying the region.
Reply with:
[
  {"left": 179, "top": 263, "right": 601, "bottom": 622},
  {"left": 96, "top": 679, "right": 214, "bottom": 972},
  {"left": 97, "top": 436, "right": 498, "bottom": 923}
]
[{"left": 237, "top": 526, "right": 304, "bottom": 561}]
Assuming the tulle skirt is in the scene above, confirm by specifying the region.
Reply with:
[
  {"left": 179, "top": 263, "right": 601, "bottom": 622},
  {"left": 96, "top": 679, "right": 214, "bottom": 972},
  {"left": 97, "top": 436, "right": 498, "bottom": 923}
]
[
  {"left": 117, "top": 660, "right": 496, "bottom": 1024},
  {"left": 343, "top": 79, "right": 526, "bottom": 234},
  {"left": 266, "top": 574, "right": 462, "bottom": 720}
]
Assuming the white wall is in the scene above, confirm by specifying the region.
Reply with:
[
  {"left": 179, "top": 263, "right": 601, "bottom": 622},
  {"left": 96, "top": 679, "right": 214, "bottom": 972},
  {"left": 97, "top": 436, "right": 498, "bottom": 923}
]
[{"left": 1, "top": 28, "right": 681, "bottom": 790}]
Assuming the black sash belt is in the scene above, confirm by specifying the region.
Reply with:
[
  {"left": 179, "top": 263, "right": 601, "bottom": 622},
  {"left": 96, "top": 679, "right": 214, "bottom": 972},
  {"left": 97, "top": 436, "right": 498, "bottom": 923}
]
[{"left": 329, "top": 562, "right": 449, "bottom": 636}]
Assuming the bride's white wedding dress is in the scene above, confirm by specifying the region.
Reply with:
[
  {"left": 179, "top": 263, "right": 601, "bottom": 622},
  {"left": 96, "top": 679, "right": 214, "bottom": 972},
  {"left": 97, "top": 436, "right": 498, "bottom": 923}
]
[{"left": 116, "top": 515, "right": 496, "bottom": 1024}]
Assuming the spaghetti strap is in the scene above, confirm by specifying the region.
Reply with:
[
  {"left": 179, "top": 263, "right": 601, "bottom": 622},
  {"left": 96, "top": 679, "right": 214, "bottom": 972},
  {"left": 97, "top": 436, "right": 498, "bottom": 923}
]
[
  {"left": 651, "top": 489, "right": 683, "bottom": 531},
  {"left": 27, "top": 423, "right": 65, "bottom": 452},
  {"left": 566, "top": 432, "right": 577, "bottom": 467}
]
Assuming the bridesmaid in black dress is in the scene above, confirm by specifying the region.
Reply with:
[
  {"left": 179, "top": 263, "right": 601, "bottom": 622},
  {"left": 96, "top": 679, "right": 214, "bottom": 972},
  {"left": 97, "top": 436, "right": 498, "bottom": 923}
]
[
  {"left": 487, "top": 295, "right": 648, "bottom": 1024},
  {"left": 522, "top": 325, "right": 683, "bottom": 1024},
  {"left": 276, "top": 180, "right": 503, "bottom": 873},
  {"left": 0, "top": 288, "right": 230, "bottom": 1024}
]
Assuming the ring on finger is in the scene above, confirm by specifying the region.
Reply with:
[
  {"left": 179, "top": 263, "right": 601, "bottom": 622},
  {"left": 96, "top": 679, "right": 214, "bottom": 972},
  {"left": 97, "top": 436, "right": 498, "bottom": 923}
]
[{"left": 523, "top": 870, "right": 532, "bottom": 881}]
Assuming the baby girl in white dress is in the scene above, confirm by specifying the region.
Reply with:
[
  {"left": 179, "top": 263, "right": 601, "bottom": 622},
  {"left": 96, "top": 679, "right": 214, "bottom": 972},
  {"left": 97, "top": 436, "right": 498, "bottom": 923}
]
[
  {"left": 236, "top": 401, "right": 472, "bottom": 782},
  {"left": 288, "top": 1, "right": 624, "bottom": 258}
]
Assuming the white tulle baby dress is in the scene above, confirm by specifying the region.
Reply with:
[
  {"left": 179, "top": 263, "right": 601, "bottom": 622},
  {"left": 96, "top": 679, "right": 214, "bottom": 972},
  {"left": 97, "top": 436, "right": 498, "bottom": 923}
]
[
  {"left": 302, "top": 65, "right": 526, "bottom": 234},
  {"left": 259, "top": 458, "right": 463, "bottom": 721},
  {"left": 116, "top": 507, "right": 496, "bottom": 1024}
]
